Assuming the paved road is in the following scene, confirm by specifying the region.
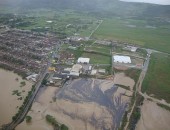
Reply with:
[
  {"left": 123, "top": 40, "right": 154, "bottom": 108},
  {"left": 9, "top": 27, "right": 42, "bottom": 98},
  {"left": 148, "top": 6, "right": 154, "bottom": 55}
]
[
  {"left": 3, "top": 62, "right": 50, "bottom": 130},
  {"left": 125, "top": 49, "right": 170, "bottom": 130}
]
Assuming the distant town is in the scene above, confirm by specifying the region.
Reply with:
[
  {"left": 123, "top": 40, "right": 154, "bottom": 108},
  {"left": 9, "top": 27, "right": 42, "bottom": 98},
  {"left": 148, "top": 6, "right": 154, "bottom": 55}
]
[{"left": 0, "top": 1, "right": 170, "bottom": 130}]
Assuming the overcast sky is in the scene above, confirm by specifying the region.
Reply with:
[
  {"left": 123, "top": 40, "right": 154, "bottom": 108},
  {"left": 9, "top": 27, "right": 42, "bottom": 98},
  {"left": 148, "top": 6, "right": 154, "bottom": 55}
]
[{"left": 121, "top": 0, "right": 170, "bottom": 5}]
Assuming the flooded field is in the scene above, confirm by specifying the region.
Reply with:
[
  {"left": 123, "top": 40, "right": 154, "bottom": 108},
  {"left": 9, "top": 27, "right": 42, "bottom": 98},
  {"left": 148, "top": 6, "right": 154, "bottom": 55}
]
[
  {"left": 136, "top": 100, "right": 170, "bottom": 130},
  {"left": 114, "top": 72, "right": 135, "bottom": 90},
  {"left": 0, "top": 69, "right": 32, "bottom": 127},
  {"left": 17, "top": 78, "right": 133, "bottom": 130},
  {"left": 16, "top": 87, "right": 57, "bottom": 130}
]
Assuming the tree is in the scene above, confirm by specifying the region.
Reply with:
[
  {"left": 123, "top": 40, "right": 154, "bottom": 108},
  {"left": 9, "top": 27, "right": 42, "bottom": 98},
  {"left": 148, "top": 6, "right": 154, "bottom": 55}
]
[
  {"left": 42, "top": 79, "right": 48, "bottom": 85},
  {"left": 61, "top": 124, "right": 69, "bottom": 130},
  {"left": 20, "top": 81, "right": 26, "bottom": 87},
  {"left": 45, "top": 115, "right": 69, "bottom": 130},
  {"left": 26, "top": 115, "right": 32, "bottom": 123}
]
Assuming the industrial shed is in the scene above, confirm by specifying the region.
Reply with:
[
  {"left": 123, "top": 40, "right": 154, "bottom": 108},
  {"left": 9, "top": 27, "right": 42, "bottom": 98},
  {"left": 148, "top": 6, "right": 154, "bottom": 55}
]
[
  {"left": 71, "top": 64, "right": 82, "bottom": 73},
  {"left": 113, "top": 55, "right": 131, "bottom": 63}
]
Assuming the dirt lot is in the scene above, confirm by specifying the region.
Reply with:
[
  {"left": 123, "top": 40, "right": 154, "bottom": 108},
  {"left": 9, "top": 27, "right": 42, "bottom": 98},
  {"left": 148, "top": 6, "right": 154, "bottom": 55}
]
[{"left": 136, "top": 100, "right": 170, "bottom": 130}]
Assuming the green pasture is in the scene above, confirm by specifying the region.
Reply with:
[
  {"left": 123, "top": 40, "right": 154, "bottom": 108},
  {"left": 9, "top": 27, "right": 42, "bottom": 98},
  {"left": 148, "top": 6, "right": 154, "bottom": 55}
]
[
  {"left": 82, "top": 52, "right": 111, "bottom": 64},
  {"left": 93, "top": 18, "right": 170, "bottom": 53},
  {"left": 142, "top": 53, "right": 170, "bottom": 103}
]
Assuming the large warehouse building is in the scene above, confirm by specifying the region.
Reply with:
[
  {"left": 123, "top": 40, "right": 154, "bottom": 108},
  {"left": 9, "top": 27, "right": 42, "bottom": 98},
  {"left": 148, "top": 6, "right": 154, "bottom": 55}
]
[
  {"left": 113, "top": 55, "right": 131, "bottom": 63},
  {"left": 77, "top": 57, "right": 90, "bottom": 64}
]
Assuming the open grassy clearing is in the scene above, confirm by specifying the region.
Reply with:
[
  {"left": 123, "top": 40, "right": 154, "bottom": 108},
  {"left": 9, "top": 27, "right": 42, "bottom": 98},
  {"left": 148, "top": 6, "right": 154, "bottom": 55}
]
[
  {"left": 1, "top": 8, "right": 170, "bottom": 53},
  {"left": 142, "top": 53, "right": 170, "bottom": 103},
  {"left": 82, "top": 52, "right": 111, "bottom": 64},
  {"left": 86, "top": 46, "right": 110, "bottom": 54},
  {"left": 60, "top": 44, "right": 70, "bottom": 51},
  {"left": 85, "top": 43, "right": 111, "bottom": 54},
  {"left": 79, "top": 21, "right": 99, "bottom": 37},
  {"left": 92, "top": 43, "right": 111, "bottom": 48},
  {"left": 6, "top": 9, "right": 98, "bottom": 37},
  {"left": 93, "top": 18, "right": 170, "bottom": 53},
  {"left": 0, "top": 8, "right": 98, "bottom": 37}
]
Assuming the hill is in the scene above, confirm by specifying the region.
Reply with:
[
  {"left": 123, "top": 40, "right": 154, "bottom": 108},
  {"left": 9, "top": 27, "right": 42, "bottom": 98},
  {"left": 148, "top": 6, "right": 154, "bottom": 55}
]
[{"left": 1, "top": 0, "right": 170, "bottom": 18}]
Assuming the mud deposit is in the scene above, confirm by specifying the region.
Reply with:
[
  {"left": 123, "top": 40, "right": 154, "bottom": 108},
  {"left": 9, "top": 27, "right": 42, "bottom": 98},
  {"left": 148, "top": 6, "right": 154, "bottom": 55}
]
[
  {"left": 56, "top": 78, "right": 129, "bottom": 129},
  {"left": 17, "top": 78, "right": 131, "bottom": 130},
  {"left": 136, "top": 100, "right": 170, "bottom": 130}
]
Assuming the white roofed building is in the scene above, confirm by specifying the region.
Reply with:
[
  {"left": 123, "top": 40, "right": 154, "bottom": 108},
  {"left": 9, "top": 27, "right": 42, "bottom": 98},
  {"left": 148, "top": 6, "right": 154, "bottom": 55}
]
[
  {"left": 46, "top": 21, "right": 53, "bottom": 23},
  {"left": 91, "top": 69, "right": 97, "bottom": 75},
  {"left": 113, "top": 55, "right": 131, "bottom": 63},
  {"left": 131, "top": 47, "right": 138, "bottom": 52},
  {"left": 123, "top": 46, "right": 138, "bottom": 52},
  {"left": 77, "top": 57, "right": 90, "bottom": 64}
]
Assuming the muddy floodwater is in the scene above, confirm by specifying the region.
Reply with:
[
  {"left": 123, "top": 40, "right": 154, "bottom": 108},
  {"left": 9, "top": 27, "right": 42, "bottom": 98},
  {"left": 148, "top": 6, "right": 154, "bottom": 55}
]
[
  {"left": 16, "top": 87, "right": 58, "bottom": 130},
  {"left": 0, "top": 69, "right": 32, "bottom": 127},
  {"left": 17, "top": 78, "right": 134, "bottom": 130}
]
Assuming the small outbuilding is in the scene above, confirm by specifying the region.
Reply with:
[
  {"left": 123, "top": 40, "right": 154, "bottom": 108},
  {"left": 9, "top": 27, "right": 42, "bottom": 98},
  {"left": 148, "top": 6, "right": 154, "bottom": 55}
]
[
  {"left": 98, "top": 69, "right": 106, "bottom": 74},
  {"left": 91, "top": 69, "right": 97, "bottom": 75},
  {"left": 26, "top": 74, "right": 38, "bottom": 82},
  {"left": 113, "top": 55, "right": 131, "bottom": 63},
  {"left": 123, "top": 46, "right": 138, "bottom": 52}
]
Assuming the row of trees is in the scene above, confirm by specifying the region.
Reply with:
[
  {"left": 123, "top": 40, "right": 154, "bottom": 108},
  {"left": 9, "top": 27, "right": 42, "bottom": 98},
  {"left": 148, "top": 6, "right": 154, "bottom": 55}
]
[
  {"left": 12, "top": 85, "right": 35, "bottom": 121},
  {"left": 0, "top": 63, "right": 27, "bottom": 78},
  {"left": 46, "top": 115, "right": 68, "bottom": 130}
]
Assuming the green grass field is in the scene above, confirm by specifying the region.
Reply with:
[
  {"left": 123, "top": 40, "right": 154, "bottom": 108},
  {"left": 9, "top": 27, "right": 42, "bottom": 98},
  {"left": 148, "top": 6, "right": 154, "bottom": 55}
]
[
  {"left": 16, "top": 9, "right": 97, "bottom": 37},
  {"left": 85, "top": 43, "right": 111, "bottom": 55},
  {"left": 82, "top": 52, "right": 111, "bottom": 64},
  {"left": 1, "top": 8, "right": 170, "bottom": 53},
  {"left": 93, "top": 18, "right": 170, "bottom": 53},
  {"left": 142, "top": 53, "right": 170, "bottom": 103}
]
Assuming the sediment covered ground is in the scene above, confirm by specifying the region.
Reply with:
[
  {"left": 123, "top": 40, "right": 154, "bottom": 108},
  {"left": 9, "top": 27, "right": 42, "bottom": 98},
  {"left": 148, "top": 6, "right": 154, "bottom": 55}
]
[
  {"left": 136, "top": 100, "right": 170, "bottom": 130},
  {"left": 17, "top": 77, "right": 134, "bottom": 130}
]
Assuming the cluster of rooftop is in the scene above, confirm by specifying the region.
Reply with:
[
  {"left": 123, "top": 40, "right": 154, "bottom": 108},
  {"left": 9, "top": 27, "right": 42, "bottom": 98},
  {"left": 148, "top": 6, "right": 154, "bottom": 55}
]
[{"left": 0, "top": 29, "right": 59, "bottom": 77}]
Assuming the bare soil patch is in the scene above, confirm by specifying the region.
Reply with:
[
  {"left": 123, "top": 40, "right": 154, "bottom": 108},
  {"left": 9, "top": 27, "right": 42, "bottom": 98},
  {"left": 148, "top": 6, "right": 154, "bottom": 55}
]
[
  {"left": 114, "top": 72, "right": 135, "bottom": 90},
  {"left": 136, "top": 100, "right": 170, "bottom": 130}
]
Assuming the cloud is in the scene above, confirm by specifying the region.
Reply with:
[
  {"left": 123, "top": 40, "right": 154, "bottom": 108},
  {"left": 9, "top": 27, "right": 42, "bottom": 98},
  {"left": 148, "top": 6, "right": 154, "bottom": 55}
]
[{"left": 121, "top": 0, "right": 170, "bottom": 5}]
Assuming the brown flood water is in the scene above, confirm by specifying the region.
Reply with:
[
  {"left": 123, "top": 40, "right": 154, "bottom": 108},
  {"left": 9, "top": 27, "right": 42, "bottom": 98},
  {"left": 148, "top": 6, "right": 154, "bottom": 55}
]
[{"left": 0, "top": 69, "right": 32, "bottom": 126}]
